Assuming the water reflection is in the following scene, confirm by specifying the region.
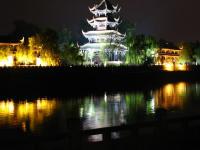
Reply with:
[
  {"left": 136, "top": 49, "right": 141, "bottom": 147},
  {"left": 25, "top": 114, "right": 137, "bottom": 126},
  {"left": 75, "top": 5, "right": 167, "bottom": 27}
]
[
  {"left": 81, "top": 82, "right": 189, "bottom": 129},
  {"left": 0, "top": 82, "right": 200, "bottom": 135},
  {"left": 154, "top": 82, "right": 186, "bottom": 110},
  {"left": 80, "top": 94, "right": 128, "bottom": 129},
  {"left": 0, "top": 98, "right": 58, "bottom": 133}
]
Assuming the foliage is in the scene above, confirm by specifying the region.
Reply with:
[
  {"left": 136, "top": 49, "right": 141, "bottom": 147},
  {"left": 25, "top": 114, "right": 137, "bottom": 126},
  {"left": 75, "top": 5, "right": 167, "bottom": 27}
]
[
  {"left": 194, "top": 47, "right": 200, "bottom": 64},
  {"left": 178, "top": 42, "right": 193, "bottom": 64},
  {"left": 191, "top": 41, "right": 200, "bottom": 64},
  {"left": 15, "top": 45, "right": 35, "bottom": 65},
  {"left": 144, "top": 36, "right": 158, "bottom": 64},
  {"left": 61, "top": 44, "right": 83, "bottom": 65},
  {"left": 123, "top": 20, "right": 158, "bottom": 65},
  {"left": 125, "top": 33, "right": 158, "bottom": 65},
  {"left": 99, "top": 46, "right": 109, "bottom": 65},
  {"left": 28, "top": 32, "right": 60, "bottom": 66},
  {"left": 57, "top": 27, "right": 84, "bottom": 65},
  {"left": 125, "top": 24, "right": 137, "bottom": 64},
  {"left": 58, "top": 28, "right": 73, "bottom": 50}
]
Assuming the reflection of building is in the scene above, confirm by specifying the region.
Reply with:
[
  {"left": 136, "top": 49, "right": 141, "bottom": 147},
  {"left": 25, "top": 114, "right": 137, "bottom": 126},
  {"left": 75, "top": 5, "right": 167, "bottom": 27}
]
[
  {"left": 80, "top": 0, "right": 127, "bottom": 65},
  {"left": 82, "top": 93, "right": 127, "bottom": 130},
  {"left": 0, "top": 99, "right": 58, "bottom": 132},
  {"left": 154, "top": 82, "right": 187, "bottom": 110}
]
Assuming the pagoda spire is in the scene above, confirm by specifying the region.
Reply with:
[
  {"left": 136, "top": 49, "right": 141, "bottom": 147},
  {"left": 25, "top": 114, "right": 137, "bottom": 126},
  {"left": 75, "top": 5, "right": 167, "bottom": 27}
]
[
  {"left": 87, "top": 0, "right": 121, "bottom": 30},
  {"left": 89, "top": 0, "right": 120, "bottom": 17}
]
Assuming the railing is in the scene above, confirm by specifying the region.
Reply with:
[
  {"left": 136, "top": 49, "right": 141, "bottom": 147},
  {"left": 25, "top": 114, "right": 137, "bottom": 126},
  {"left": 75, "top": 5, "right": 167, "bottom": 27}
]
[
  {"left": 1, "top": 114, "right": 200, "bottom": 149},
  {"left": 81, "top": 114, "right": 200, "bottom": 142}
]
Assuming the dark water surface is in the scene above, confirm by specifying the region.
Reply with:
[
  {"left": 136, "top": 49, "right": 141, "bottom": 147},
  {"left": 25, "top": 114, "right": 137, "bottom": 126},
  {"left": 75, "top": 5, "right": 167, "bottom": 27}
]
[{"left": 1, "top": 82, "right": 200, "bottom": 136}]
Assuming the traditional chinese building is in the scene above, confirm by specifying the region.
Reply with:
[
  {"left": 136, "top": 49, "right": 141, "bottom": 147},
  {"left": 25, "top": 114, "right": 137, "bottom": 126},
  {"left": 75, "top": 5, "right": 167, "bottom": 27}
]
[
  {"left": 0, "top": 37, "right": 43, "bottom": 67},
  {"left": 0, "top": 38, "right": 22, "bottom": 66},
  {"left": 156, "top": 42, "right": 185, "bottom": 71},
  {"left": 157, "top": 43, "right": 181, "bottom": 65},
  {"left": 80, "top": 0, "right": 127, "bottom": 65}
]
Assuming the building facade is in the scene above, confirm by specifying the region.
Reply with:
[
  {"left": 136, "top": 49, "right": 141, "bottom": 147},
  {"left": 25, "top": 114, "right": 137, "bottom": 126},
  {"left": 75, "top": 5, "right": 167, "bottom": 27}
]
[
  {"left": 80, "top": 0, "right": 127, "bottom": 65},
  {"left": 0, "top": 38, "right": 44, "bottom": 67},
  {"left": 157, "top": 48, "right": 181, "bottom": 65},
  {"left": 156, "top": 42, "right": 185, "bottom": 71}
]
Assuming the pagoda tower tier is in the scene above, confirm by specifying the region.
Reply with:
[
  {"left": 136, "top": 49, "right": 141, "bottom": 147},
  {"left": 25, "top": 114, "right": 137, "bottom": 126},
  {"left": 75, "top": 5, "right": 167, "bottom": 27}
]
[
  {"left": 82, "top": 30, "right": 125, "bottom": 43},
  {"left": 89, "top": 0, "right": 120, "bottom": 16},
  {"left": 80, "top": 0, "right": 127, "bottom": 65}
]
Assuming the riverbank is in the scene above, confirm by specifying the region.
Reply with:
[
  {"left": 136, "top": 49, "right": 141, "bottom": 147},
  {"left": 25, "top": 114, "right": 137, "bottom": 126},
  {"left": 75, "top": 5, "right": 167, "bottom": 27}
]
[{"left": 0, "top": 65, "right": 200, "bottom": 96}]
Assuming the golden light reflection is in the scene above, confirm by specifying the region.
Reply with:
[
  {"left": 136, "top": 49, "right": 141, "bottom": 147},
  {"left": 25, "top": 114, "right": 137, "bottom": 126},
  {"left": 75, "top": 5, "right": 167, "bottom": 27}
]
[
  {"left": 154, "top": 82, "right": 187, "bottom": 110},
  {"left": 0, "top": 101, "right": 14, "bottom": 114},
  {"left": 0, "top": 98, "right": 58, "bottom": 132},
  {"left": 176, "top": 82, "right": 186, "bottom": 95}
]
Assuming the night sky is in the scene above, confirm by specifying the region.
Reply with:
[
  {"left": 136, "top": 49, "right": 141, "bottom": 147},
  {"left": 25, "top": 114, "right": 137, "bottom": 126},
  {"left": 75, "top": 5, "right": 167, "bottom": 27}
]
[{"left": 1, "top": 0, "right": 200, "bottom": 42}]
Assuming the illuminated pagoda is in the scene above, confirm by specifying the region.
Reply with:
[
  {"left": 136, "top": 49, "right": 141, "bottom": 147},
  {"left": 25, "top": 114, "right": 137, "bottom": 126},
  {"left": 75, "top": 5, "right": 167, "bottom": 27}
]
[{"left": 80, "top": 0, "right": 127, "bottom": 65}]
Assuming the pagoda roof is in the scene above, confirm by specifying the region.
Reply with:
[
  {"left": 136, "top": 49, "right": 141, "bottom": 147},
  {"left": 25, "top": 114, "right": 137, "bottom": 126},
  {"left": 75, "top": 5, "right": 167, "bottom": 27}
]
[
  {"left": 87, "top": 16, "right": 120, "bottom": 24},
  {"left": 89, "top": 0, "right": 118, "bottom": 12},
  {"left": 0, "top": 36, "right": 23, "bottom": 46},
  {"left": 100, "top": 0, "right": 114, "bottom": 10},
  {"left": 87, "top": 16, "right": 121, "bottom": 30},
  {"left": 81, "top": 42, "right": 127, "bottom": 51},
  {"left": 82, "top": 30, "right": 125, "bottom": 38},
  {"left": 107, "top": 13, "right": 116, "bottom": 22},
  {"left": 0, "top": 43, "right": 21, "bottom": 46}
]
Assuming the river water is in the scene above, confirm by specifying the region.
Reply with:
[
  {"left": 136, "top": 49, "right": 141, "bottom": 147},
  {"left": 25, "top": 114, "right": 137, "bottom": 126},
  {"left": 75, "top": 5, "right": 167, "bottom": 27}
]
[{"left": 1, "top": 82, "right": 200, "bottom": 135}]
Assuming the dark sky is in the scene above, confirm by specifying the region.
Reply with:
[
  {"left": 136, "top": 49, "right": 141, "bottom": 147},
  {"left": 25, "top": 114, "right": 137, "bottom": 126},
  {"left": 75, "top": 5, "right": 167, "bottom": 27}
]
[{"left": 1, "top": 0, "right": 200, "bottom": 42}]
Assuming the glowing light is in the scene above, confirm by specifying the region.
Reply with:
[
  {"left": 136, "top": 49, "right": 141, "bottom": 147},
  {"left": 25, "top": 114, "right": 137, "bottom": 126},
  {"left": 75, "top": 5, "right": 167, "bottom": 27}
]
[
  {"left": 104, "top": 93, "right": 107, "bottom": 102},
  {"left": 176, "top": 82, "right": 186, "bottom": 95},
  {"left": 0, "top": 60, "right": 8, "bottom": 67},
  {"left": 7, "top": 56, "right": 14, "bottom": 66},
  {"left": 18, "top": 102, "right": 34, "bottom": 117},
  {"left": 0, "top": 99, "right": 57, "bottom": 132},
  {"left": 36, "top": 58, "right": 42, "bottom": 66},
  {"left": 0, "top": 101, "right": 14, "bottom": 114},
  {"left": 104, "top": 61, "right": 107, "bottom": 67},
  {"left": 176, "top": 63, "right": 186, "bottom": 71},
  {"left": 154, "top": 82, "right": 186, "bottom": 110},
  {"left": 0, "top": 42, "right": 59, "bottom": 67},
  {"left": 146, "top": 98, "right": 155, "bottom": 114},
  {"left": 163, "top": 63, "right": 187, "bottom": 71},
  {"left": 165, "top": 84, "right": 174, "bottom": 96},
  {"left": 0, "top": 56, "right": 14, "bottom": 67},
  {"left": 81, "top": 0, "right": 127, "bottom": 65},
  {"left": 163, "top": 63, "right": 174, "bottom": 71},
  {"left": 80, "top": 107, "right": 84, "bottom": 117}
]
